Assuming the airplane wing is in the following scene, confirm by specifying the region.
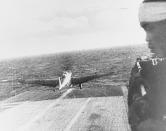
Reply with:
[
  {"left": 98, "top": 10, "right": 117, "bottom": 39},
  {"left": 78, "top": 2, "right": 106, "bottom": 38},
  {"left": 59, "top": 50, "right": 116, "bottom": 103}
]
[
  {"left": 18, "top": 79, "right": 59, "bottom": 87},
  {"left": 71, "top": 71, "right": 114, "bottom": 87}
]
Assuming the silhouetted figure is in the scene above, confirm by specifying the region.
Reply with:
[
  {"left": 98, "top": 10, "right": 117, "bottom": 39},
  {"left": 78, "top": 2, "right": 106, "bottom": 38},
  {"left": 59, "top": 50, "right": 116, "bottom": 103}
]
[{"left": 128, "top": 0, "right": 166, "bottom": 130}]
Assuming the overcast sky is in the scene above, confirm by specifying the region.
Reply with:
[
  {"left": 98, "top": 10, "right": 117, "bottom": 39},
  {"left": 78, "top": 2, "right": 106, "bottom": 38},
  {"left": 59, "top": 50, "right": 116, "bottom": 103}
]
[{"left": 0, "top": 0, "right": 145, "bottom": 60}]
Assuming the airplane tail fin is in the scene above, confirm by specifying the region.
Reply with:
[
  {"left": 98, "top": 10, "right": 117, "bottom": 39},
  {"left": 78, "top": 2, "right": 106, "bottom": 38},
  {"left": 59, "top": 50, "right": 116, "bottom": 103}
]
[
  {"left": 58, "top": 77, "right": 62, "bottom": 90},
  {"left": 58, "top": 71, "right": 72, "bottom": 90}
]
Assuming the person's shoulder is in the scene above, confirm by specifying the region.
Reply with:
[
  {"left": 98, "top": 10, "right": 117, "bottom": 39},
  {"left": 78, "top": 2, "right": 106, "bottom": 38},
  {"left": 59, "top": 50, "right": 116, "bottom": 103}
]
[
  {"left": 132, "top": 56, "right": 166, "bottom": 78},
  {"left": 130, "top": 56, "right": 155, "bottom": 76},
  {"left": 139, "top": 57, "right": 166, "bottom": 69},
  {"left": 134, "top": 56, "right": 166, "bottom": 68},
  {"left": 130, "top": 56, "right": 149, "bottom": 72}
]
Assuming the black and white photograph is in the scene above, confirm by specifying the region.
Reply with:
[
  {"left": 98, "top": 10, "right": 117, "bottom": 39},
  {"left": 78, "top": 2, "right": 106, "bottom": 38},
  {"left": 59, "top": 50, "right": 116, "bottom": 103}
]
[{"left": 1, "top": 0, "right": 166, "bottom": 130}]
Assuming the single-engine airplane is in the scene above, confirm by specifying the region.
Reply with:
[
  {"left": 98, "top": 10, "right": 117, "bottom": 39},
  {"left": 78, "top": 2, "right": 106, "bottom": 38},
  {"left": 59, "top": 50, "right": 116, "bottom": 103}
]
[{"left": 18, "top": 71, "right": 114, "bottom": 91}]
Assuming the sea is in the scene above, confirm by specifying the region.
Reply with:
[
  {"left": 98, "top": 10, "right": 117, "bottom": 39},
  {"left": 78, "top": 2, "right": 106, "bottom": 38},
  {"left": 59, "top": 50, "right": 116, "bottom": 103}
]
[{"left": 0, "top": 45, "right": 151, "bottom": 101}]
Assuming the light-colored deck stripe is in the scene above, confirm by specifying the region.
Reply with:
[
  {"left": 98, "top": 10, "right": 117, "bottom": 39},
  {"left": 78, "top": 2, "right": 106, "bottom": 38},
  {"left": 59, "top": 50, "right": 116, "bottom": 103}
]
[
  {"left": 17, "top": 88, "right": 73, "bottom": 131},
  {"left": 64, "top": 98, "right": 91, "bottom": 131},
  {"left": 121, "top": 86, "right": 131, "bottom": 131}
]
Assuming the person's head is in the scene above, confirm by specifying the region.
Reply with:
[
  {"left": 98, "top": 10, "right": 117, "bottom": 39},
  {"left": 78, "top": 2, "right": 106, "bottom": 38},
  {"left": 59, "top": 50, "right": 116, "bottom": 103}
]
[{"left": 139, "top": 0, "right": 166, "bottom": 57}]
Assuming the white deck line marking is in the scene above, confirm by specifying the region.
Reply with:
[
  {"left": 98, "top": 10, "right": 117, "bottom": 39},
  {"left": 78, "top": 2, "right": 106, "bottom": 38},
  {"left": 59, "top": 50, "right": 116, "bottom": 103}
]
[
  {"left": 64, "top": 98, "right": 91, "bottom": 131},
  {"left": 121, "top": 86, "right": 131, "bottom": 131},
  {"left": 17, "top": 88, "right": 73, "bottom": 131}
]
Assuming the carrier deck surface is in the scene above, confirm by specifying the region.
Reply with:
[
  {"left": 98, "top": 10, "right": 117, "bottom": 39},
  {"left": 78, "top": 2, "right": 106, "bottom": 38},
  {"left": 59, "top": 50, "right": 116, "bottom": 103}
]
[{"left": 0, "top": 87, "right": 131, "bottom": 131}]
